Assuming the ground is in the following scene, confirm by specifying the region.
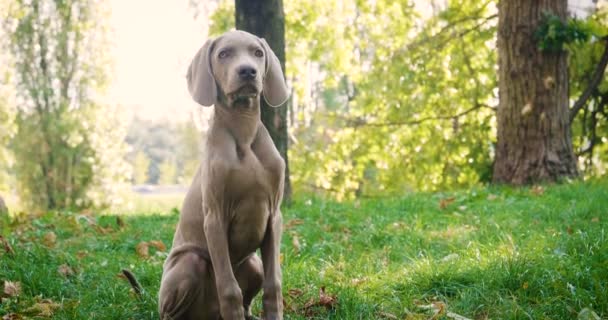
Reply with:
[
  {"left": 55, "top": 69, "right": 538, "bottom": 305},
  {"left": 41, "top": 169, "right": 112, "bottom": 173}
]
[{"left": 0, "top": 179, "right": 607, "bottom": 319}]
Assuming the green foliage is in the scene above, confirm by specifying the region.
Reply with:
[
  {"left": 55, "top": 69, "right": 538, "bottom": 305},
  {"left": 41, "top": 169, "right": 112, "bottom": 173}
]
[
  {"left": 1, "top": 179, "right": 606, "bottom": 318},
  {"left": 568, "top": 8, "right": 608, "bottom": 176},
  {"left": 536, "top": 12, "right": 597, "bottom": 52},
  {"left": 1, "top": 0, "right": 130, "bottom": 210},
  {"left": 210, "top": 0, "right": 498, "bottom": 199}
]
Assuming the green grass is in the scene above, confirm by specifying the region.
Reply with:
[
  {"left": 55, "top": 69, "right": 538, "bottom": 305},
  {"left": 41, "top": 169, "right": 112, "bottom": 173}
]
[{"left": 1, "top": 179, "right": 607, "bottom": 319}]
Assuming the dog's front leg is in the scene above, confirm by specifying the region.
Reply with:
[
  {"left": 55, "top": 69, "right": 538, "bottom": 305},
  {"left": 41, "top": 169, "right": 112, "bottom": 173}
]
[
  {"left": 261, "top": 211, "right": 283, "bottom": 320},
  {"left": 204, "top": 200, "right": 245, "bottom": 320}
]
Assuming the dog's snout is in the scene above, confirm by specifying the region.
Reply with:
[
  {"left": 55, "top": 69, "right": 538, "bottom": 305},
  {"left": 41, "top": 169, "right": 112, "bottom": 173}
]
[{"left": 237, "top": 66, "right": 257, "bottom": 80}]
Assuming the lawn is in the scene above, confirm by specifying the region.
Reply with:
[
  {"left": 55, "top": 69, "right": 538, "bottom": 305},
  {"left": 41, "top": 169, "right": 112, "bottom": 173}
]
[{"left": 1, "top": 179, "right": 607, "bottom": 319}]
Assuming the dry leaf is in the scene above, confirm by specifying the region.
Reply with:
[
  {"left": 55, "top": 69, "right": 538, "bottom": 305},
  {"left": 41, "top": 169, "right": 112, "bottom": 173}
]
[
  {"left": 578, "top": 307, "right": 601, "bottom": 320},
  {"left": 43, "top": 231, "right": 56, "bottom": 247},
  {"left": 318, "top": 286, "right": 337, "bottom": 307},
  {"left": 2, "top": 313, "right": 23, "bottom": 320},
  {"left": 487, "top": 194, "right": 498, "bottom": 201},
  {"left": 522, "top": 282, "right": 529, "bottom": 290},
  {"left": 3, "top": 281, "right": 22, "bottom": 297},
  {"left": 446, "top": 311, "right": 473, "bottom": 320},
  {"left": 76, "top": 250, "right": 88, "bottom": 259},
  {"left": 148, "top": 240, "right": 167, "bottom": 252},
  {"left": 136, "top": 242, "right": 149, "bottom": 258},
  {"left": 284, "top": 219, "right": 304, "bottom": 230},
  {"left": 288, "top": 288, "right": 303, "bottom": 297},
  {"left": 591, "top": 217, "right": 599, "bottom": 223},
  {"left": 0, "top": 236, "right": 14, "bottom": 255},
  {"left": 291, "top": 234, "right": 301, "bottom": 253},
  {"left": 439, "top": 197, "right": 455, "bottom": 210},
  {"left": 58, "top": 264, "right": 75, "bottom": 277},
  {"left": 531, "top": 185, "right": 544, "bottom": 196},
  {"left": 377, "top": 311, "right": 398, "bottom": 319},
  {"left": 25, "top": 299, "right": 60, "bottom": 317},
  {"left": 300, "top": 286, "right": 338, "bottom": 316}
]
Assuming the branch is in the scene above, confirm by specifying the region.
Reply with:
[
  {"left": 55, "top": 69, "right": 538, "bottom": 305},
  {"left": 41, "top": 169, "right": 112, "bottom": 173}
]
[
  {"left": 570, "top": 36, "right": 608, "bottom": 123},
  {"left": 345, "top": 103, "right": 495, "bottom": 128}
]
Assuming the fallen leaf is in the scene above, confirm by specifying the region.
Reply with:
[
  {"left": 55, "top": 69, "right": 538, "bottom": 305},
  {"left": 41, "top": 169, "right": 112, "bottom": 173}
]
[
  {"left": 440, "top": 253, "right": 460, "bottom": 263},
  {"left": 318, "top": 286, "right": 337, "bottom": 307},
  {"left": 136, "top": 242, "right": 149, "bottom": 258},
  {"left": 0, "top": 236, "right": 14, "bottom": 255},
  {"left": 486, "top": 194, "right": 498, "bottom": 201},
  {"left": 439, "top": 197, "right": 455, "bottom": 210},
  {"left": 522, "top": 282, "right": 529, "bottom": 290},
  {"left": 350, "top": 277, "right": 367, "bottom": 286},
  {"left": 58, "top": 264, "right": 75, "bottom": 277},
  {"left": 76, "top": 250, "right": 88, "bottom": 259},
  {"left": 446, "top": 311, "right": 473, "bottom": 320},
  {"left": 24, "top": 299, "right": 60, "bottom": 317},
  {"left": 288, "top": 288, "right": 303, "bottom": 297},
  {"left": 148, "top": 240, "right": 166, "bottom": 252},
  {"left": 291, "top": 234, "right": 301, "bottom": 253},
  {"left": 300, "top": 286, "right": 338, "bottom": 316},
  {"left": 43, "top": 231, "right": 56, "bottom": 247},
  {"left": 2, "top": 313, "right": 23, "bottom": 320},
  {"left": 567, "top": 226, "right": 574, "bottom": 235},
  {"left": 377, "top": 311, "right": 398, "bottom": 319},
  {"left": 591, "top": 217, "right": 599, "bottom": 223},
  {"left": 578, "top": 307, "right": 601, "bottom": 320},
  {"left": 3, "top": 281, "right": 21, "bottom": 297},
  {"left": 531, "top": 185, "right": 544, "bottom": 196},
  {"left": 284, "top": 219, "right": 304, "bottom": 230}
]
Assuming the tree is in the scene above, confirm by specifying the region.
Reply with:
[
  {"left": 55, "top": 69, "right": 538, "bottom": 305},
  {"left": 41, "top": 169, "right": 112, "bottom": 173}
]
[
  {"left": 132, "top": 151, "right": 150, "bottom": 185},
  {"left": 234, "top": 0, "right": 292, "bottom": 202},
  {"left": 158, "top": 159, "right": 177, "bottom": 185},
  {"left": 2, "top": 0, "right": 130, "bottom": 210},
  {"left": 493, "top": 0, "right": 578, "bottom": 184}
]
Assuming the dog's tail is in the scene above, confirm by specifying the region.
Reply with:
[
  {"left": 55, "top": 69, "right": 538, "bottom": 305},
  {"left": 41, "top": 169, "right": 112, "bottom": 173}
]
[{"left": 121, "top": 269, "right": 143, "bottom": 296}]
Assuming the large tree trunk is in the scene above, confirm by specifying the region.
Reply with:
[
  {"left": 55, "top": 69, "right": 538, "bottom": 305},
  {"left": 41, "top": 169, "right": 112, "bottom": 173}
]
[
  {"left": 493, "top": 0, "right": 578, "bottom": 184},
  {"left": 235, "top": 0, "right": 292, "bottom": 202}
]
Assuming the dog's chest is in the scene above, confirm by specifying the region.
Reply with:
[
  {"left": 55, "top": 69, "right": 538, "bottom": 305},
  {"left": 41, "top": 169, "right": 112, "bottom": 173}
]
[{"left": 225, "top": 148, "right": 279, "bottom": 259}]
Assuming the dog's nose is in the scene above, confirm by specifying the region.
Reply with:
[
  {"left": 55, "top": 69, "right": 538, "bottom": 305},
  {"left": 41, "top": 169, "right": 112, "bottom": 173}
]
[{"left": 238, "top": 66, "right": 257, "bottom": 80}]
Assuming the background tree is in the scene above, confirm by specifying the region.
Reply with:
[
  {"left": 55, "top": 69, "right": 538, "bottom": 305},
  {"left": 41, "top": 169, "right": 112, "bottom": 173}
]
[
  {"left": 158, "top": 159, "right": 177, "bottom": 185},
  {"left": 492, "top": 0, "right": 578, "bottom": 184},
  {"left": 132, "top": 151, "right": 151, "bottom": 185},
  {"left": 234, "top": 0, "right": 292, "bottom": 202},
  {"left": 1, "top": 0, "right": 130, "bottom": 210}
]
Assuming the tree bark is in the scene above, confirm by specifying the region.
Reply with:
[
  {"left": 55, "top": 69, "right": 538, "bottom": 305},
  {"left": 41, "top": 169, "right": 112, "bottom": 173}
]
[
  {"left": 235, "top": 0, "right": 292, "bottom": 202},
  {"left": 493, "top": 0, "right": 578, "bottom": 184}
]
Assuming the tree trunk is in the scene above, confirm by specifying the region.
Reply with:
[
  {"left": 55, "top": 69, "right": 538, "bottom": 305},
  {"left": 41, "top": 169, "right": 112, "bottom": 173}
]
[
  {"left": 235, "top": 0, "right": 292, "bottom": 202},
  {"left": 493, "top": 0, "right": 578, "bottom": 184}
]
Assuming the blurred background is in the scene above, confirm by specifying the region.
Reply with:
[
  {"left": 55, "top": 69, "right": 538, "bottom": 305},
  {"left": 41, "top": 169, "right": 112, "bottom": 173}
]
[{"left": 0, "top": 0, "right": 606, "bottom": 213}]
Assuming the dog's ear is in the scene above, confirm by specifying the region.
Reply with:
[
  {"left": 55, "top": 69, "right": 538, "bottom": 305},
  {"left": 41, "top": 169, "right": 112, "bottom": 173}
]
[
  {"left": 260, "top": 38, "right": 289, "bottom": 107},
  {"left": 187, "top": 38, "right": 216, "bottom": 107}
]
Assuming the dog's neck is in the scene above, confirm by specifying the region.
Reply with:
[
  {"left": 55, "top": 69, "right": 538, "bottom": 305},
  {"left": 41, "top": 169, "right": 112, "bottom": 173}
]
[{"left": 213, "top": 98, "right": 261, "bottom": 147}]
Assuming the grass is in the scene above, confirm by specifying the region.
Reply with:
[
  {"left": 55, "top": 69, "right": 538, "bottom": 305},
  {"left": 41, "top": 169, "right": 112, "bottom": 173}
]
[{"left": 1, "top": 179, "right": 607, "bottom": 319}]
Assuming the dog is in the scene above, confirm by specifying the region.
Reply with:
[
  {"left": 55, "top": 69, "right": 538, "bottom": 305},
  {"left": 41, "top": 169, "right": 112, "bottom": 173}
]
[{"left": 158, "top": 30, "right": 288, "bottom": 320}]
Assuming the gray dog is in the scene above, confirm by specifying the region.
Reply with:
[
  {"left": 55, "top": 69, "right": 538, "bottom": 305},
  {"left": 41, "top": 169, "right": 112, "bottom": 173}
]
[{"left": 158, "top": 30, "right": 288, "bottom": 320}]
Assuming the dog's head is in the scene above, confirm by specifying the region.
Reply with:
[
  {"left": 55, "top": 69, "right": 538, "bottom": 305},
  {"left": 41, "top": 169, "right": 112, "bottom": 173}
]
[{"left": 187, "top": 30, "right": 289, "bottom": 108}]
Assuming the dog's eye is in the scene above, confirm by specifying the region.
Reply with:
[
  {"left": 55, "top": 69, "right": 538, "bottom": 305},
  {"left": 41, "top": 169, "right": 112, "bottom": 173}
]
[
  {"left": 254, "top": 49, "right": 264, "bottom": 58},
  {"left": 218, "top": 50, "right": 229, "bottom": 59}
]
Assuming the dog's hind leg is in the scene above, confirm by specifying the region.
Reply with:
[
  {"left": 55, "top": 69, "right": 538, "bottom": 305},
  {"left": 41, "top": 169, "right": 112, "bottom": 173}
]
[{"left": 159, "top": 248, "right": 215, "bottom": 320}]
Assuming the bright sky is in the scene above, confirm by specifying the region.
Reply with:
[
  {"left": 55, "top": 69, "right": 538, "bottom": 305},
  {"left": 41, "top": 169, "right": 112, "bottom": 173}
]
[
  {"left": 106, "top": 0, "right": 597, "bottom": 123},
  {"left": 108, "top": 0, "right": 209, "bottom": 122}
]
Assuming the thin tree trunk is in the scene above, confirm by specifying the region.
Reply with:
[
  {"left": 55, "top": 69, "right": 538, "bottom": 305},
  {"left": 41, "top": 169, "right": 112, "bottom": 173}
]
[
  {"left": 493, "top": 0, "right": 578, "bottom": 184},
  {"left": 235, "top": 0, "right": 292, "bottom": 202}
]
